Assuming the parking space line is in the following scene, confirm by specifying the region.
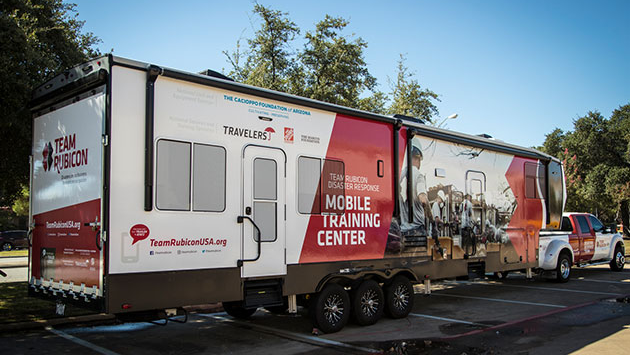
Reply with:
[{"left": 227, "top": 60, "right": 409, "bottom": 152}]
[
  {"left": 446, "top": 280, "right": 623, "bottom": 296},
  {"left": 197, "top": 313, "right": 381, "bottom": 354},
  {"left": 409, "top": 313, "right": 489, "bottom": 327},
  {"left": 574, "top": 278, "right": 630, "bottom": 285},
  {"left": 433, "top": 293, "right": 566, "bottom": 308},
  {"left": 46, "top": 327, "right": 120, "bottom": 355}
]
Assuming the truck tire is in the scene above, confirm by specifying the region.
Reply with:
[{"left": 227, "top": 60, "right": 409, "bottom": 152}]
[
  {"left": 223, "top": 301, "right": 257, "bottom": 319},
  {"left": 610, "top": 244, "right": 625, "bottom": 271},
  {"left": 556, "top": 252, "right": 571, "bottom": 283},
  {"left": 351, "top": 280, "right": 384, "bottom": 326},
  {"left": 311, "top": 283, "right": 350, "bottom": 333},
  {"left": 384, "top": 275, "right": 414, "bottom": 319},
  {"left": 1, "top": 242, "right": 13, "bottom": 251}
]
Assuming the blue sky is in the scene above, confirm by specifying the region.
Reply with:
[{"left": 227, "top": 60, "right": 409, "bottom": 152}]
[{"left": 73, "top": 0, "right": 630, "bottom": 148}]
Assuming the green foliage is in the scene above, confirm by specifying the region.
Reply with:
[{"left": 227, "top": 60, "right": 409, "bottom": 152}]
[
  {"left": 387, "top": 54, "right": 440, "bottom": 124},
  {"left": 0, "top": 0, "right": 100, "bottom": 205},
  {"left": 12, "top": 185, "right": 29, "bottom": 217},
  {"left": 224, "top": 5, "right": 439, "bottom": 121},
  {"left": 541, "top": 103, "right": 630, "bottom": 229},
  {"left": 299, "top": 15, "right": 376, "bottom": 108}
]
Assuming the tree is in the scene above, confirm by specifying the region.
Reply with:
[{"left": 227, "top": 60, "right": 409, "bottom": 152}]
[
  {"left": 540, "top": 104, "right": 630, "bottom": 234},
  {"left": 225, "top": 4, "right": 299, "bottom": 92},
  {"left": 0, "top": 0, "right": 100, "bottom": 205},
  {"left": 387, "top": 54, "right": 440, "bottom": 123},
  {"left": 299, "top": 15, "right": 377, "bottom": 108}
]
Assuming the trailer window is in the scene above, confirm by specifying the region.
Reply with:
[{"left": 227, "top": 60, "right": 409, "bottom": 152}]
[
  {"left": 525, "top": 162, "right": 544, "bottom": 199},
  {"left": 193, "top": 144, "right": 226, "bottom": 212},
  {"left": 156, "top": 140, "right": 191, "bottom": 211},
  {"left": 298, "top": 157, "right": 321, "bottom": 214},
  {"left": 298, "top": 156, "right": 345, "bottom": 214}
]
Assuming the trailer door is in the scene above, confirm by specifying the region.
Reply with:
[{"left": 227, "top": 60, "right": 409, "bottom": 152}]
[
  {"left": 29, "top": 86, "right": 106, "bottom": 299},
  {"left": 241, "top": 146, "right": 286, "bottom": 277}
]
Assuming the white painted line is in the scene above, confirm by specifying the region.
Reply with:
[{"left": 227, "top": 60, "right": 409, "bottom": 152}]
[
  {"left": 574, "top": 278, "right": 630, "bottom": 285},
  {"left": 446, "top": 280, "right": 623, "bottom": 296},
  {"left": 433, "top": 293, "right": 566, "bottom": 308},
  {"left": 46, "top": 327, "right": 120, "bottom": 355},
  {"left": 197, "top": 313, "right": 381, "bottom": 354},
  {"left": 410, "top": 313, "right": 488, "bottom": 327}
]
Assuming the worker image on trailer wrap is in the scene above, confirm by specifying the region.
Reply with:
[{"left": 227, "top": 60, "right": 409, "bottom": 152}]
[{"left": 400, "top": 146, "right": 430, "bottom": 234}]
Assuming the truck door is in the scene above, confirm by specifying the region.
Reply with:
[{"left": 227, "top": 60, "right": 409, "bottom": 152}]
[
  {"left": 574, "top": 215, "right": 594, "bottom": 262},
  {"left": 588, "top": 215, "right": 611, "bottom": 261},
  {"left": 565, "top": 216, "right": 581, "bottom": 260},
  {"left": 241, "top": 146, "right": 286, "bottom": 278}
]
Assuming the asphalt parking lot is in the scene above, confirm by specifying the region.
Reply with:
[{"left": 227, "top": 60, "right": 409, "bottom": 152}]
[{"left": 1, "top": 264, "right": 629, "bottom": 354}]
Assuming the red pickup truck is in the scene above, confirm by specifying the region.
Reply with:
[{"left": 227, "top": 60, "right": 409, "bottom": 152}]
[{"left": 538, "top": 213, "right": 626, "bottom": 282}]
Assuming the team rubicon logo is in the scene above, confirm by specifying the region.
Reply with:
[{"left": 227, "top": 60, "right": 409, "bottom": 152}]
[
  {"left": 223, "top": 125, "right": 275, "bottom": 141},
  {"left": 42, "top": 133, "right": 88, "bottom": 174}
]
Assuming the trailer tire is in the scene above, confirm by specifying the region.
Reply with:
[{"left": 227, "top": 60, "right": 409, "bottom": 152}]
[
  {"left": 310, "top": 283, "right": 350, "bottom": 333},
  {"left": 610, "top": 244, "right": 625, "bottom": 271},
  {"left": 384, "top": 276, "right": 414, "bottom": 319},
  {"left": 556, "top": 252, "right": 571, "bottom": 283},
  {"left": 223, "top": 301, "right": 257, "bottom": 319},
  {"left": 351, "top": 280, "right": 384, "bottom": 326}
]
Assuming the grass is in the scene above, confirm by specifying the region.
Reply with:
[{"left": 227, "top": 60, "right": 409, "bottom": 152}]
[
  {"left": 0, "top": 282, "right": 94, "bottom": 324},
  {"left": 0, "top": 249, "right": 28, "bottom": 257}
]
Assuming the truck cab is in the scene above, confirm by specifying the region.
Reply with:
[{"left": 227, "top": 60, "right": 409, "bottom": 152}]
[{"left": 538, "top": 212, "right": 625, "bottom": 282}]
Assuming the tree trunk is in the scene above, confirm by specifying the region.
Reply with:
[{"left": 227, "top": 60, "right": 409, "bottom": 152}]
[{"left": 621, "top": 200, "right": 629, "bottom": 237}]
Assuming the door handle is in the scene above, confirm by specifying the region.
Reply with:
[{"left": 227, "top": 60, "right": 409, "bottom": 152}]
[{"left": 236, "top": 215, "right": 261, "bottom": 267}]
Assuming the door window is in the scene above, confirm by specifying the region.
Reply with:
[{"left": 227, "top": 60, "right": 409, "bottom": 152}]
[
  {"left": 253, "top": 158, "right": 277, "bottom": 242},
  {"left": 575, "top": 215, "right": 591, "bottom": 234},
  {"left": 588, "top": 216, "right": 604, "bottom": 233}
]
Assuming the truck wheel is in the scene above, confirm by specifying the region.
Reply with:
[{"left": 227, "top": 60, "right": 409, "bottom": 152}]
[
  {"left": 610, "top": 244, "right": 625, "bottom": 271},
  {"left": 556, "top": 253, "right": 571, "bottom": 283},
  {"left": 311, "top": 283, "right": 350, "bottom": 333},
  {"left": 223, "top": 301, "right": 257, "bottom": 319},
  {"left": 351, "top": 280, "right": 384, "bottom": 326},
  {"left": 1, "top": 242, "right": 13, "bottom": 251},
  {"left": 384, "top": 276, "right": 414, "bottom": 319}
]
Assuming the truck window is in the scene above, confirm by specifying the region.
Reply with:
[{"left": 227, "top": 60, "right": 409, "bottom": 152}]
[
  {"left": 588, "top": 216, "right": 604, "bottom": 233},
  {"left": 193, "top": 144, "right": 226, "bottom": 212},
  {"left": 575, "top": 215, "right": 591, "bottom": 234},
  {"left": 561, "top": 216, "right": 573, "bottom": 231},
  {"left": 156, "top": 139, "right": 191, "bottom": 211}
]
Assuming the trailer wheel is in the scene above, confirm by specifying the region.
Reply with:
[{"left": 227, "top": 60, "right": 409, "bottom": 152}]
[
  {"left": 384, "top": 276, "right": 414, "bottom": 319},
  {"left": 351, "top": 280, "right": 384, "bottom": 326},
  {"left": 223, "top": 301, "right": 257, "bottom": 319},
  {"left": 556, "top": 252, "right": 571, "bottom": 283},
  {"left": 310, "top": 283, "right": 350, "bottom": 333},
  {"left": 1, "top": 242, "right": 13, "bottom": 251},
  {"left": 610, "top": 244, "right": 625, "bottom": 271}
]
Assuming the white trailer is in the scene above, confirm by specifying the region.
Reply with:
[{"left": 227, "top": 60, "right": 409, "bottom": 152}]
[{"left": 29, "top": 56, "right": 566, "bottom": 332}]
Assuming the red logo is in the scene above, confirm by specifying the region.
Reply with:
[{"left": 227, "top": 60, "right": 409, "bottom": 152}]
[
  {"left": 284, "top": 127, "right": 294, "bottom": 143},
  {"left": 130, "top": 224, "right": 150, "bottom": 245}
]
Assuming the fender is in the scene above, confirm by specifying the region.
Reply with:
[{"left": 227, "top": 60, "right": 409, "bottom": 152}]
[
  {"left": 607, "top": 234, "right": 626, "bottom": 261},
  {"left": 539, "top": 239, "right": 574, "bottom": 270}
]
